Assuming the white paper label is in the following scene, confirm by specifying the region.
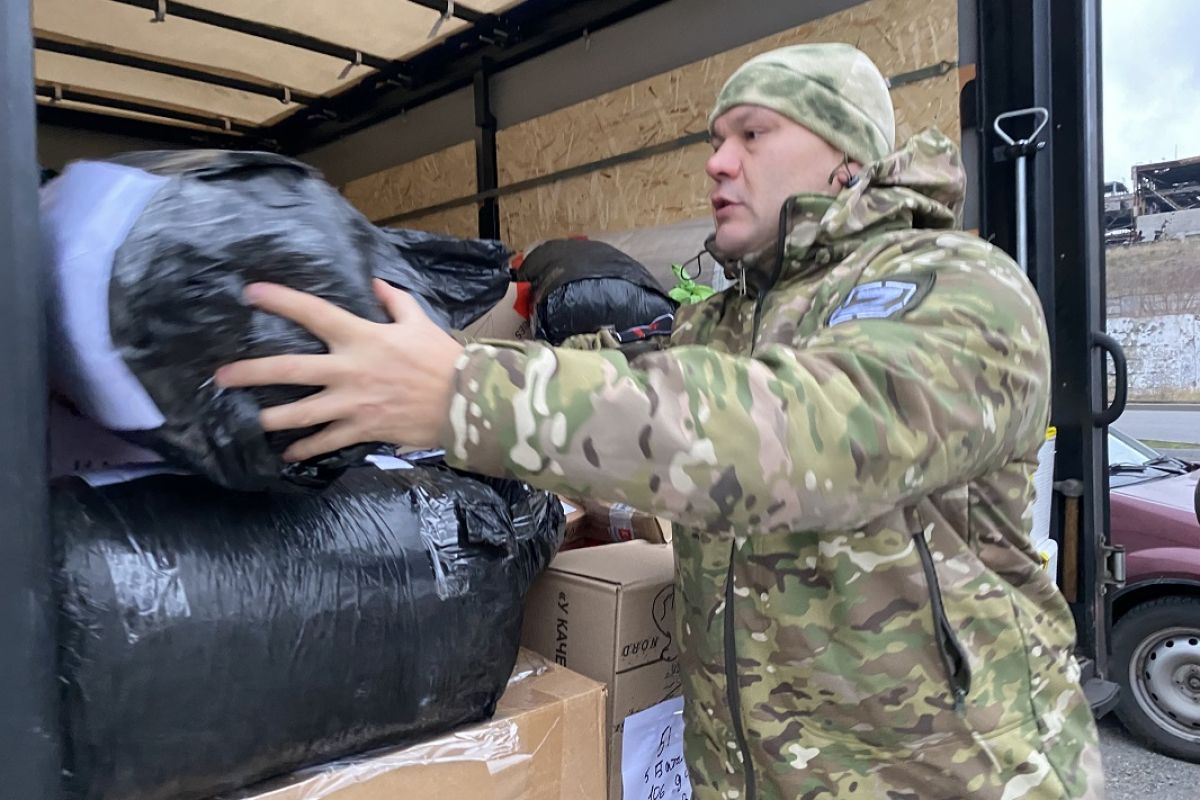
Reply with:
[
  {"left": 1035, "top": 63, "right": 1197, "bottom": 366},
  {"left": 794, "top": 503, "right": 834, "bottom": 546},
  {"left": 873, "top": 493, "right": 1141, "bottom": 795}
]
[
  {"left": 1029, "top": 433, "right": 1056, "bottom": 547},
  {"left": 609, "top": 502, "right": 636, "bottom": 541},
  {"left": 79, "top": 464, "right": 190, "bottom": 487},
  {"left": 621, "top": 696, "right": 692, "bottom": 800},
  {"left": 365, "top": 454, "right": 414, "bottom": 470}
]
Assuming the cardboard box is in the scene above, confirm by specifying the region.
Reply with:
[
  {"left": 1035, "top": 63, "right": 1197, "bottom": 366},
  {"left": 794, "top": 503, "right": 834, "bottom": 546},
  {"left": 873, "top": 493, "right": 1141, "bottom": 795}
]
[
  {"left": 570, "top": 499, "right": 673, "bottom": 545},
  {"left": 520, "top": 541, "right": 681, "bottom": 800},
  {"left": 460, "top": 281, "right": 532, "bottom": 341},
  {"left": 236, "top": 650, "right": 606, "bottom": 800},
  {"left": 559, "top": 496, "right": 587, "bottom": 539}
]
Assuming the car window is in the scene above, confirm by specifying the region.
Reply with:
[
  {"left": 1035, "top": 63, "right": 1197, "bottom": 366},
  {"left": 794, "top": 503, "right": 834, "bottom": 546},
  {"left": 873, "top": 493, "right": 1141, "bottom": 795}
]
[{"left": 1108, "top": 429, "right": 1159, "bottom": 466}]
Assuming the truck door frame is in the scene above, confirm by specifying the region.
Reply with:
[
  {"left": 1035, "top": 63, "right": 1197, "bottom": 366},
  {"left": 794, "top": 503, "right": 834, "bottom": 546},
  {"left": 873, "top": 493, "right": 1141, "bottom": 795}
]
[{"left": 968, "top": 0, "right": 1121, "bottom": 710}]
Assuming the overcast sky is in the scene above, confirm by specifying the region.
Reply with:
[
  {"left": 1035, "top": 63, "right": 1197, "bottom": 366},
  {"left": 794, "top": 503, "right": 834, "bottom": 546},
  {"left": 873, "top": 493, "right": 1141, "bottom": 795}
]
[{"left": 1103, "top": 0, "right": 1200, "bottom": 183}]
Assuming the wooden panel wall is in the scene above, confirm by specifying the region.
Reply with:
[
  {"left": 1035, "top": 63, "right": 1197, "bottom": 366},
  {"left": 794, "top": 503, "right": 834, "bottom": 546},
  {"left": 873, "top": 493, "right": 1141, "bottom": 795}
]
[
  {"left": 340, "top": 141, "right": 476, "bottom": 235},
  {"left": 387, "top": 206, "right": 481, "bottom": 239},
  {"left": 339, "top": 0, "right": 959, "bottom": 249},
  {"left": 498, "top": 0, "right": 959, "bottom": 247},
  {"left": 500, "top": 145, "right": 713, "bottom": 248}
]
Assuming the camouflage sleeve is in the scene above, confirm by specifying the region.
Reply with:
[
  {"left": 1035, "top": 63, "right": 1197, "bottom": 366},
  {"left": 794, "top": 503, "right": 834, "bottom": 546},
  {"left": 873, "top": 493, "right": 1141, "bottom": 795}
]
[
  {"left": 441, "top": 244, "right": 1050, "bottom": 534},
  {"left": 558, "top": 329, "right": 624, "bottom": 351}
]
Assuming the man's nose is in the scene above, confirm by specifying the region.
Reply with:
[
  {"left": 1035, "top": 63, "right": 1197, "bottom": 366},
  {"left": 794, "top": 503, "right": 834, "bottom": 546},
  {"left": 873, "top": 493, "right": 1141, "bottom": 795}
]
[{"left": 706, "top": 140, "right": 741, "bottom": 182}]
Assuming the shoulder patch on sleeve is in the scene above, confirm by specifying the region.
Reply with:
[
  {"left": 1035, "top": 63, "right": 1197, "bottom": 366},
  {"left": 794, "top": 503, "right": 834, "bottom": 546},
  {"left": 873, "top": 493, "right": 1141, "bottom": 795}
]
[{"left": 827, "top": 272, "right": 936, "bottom": 327}]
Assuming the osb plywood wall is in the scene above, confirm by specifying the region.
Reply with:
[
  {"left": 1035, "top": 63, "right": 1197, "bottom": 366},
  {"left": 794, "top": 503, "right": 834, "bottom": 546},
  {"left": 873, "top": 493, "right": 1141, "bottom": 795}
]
[
  {"left": 341, "top": 141, "right": 477, "bottom": 237},
  {"left": 338, "top": 0, "right": 959, "bottom": 249},
  {"left": 390, "top": 206, "right": 481, "bottom": 239},
  {"left": 498, "top": 0, "right": 959, "bottom": 247},
  {"left": 502, "top": 145, "right": 714, "bottom": 248}
]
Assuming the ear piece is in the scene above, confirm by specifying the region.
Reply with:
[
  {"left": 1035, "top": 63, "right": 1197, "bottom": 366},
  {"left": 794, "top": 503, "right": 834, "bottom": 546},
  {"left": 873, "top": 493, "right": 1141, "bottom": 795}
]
[{"left": 827, "top": 154, "right": 857, "bottom": 188}]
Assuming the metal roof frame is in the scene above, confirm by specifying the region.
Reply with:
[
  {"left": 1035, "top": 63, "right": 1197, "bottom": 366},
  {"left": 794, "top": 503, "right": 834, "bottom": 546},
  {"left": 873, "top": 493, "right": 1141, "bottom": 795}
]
[
  {"left": 37, "top": 102, "right": 244, "bottom": 147},
  {"left": 406, "top": 0, "right": 487, "bottom": 25},
  {"left": 106, "top": 0, "right": 394, "bottom": 68},
  {"left": 36, "top": 83, "right": 259, "bottom": 133},
  {"left": 36, "top": 36, "right": 319, "bottom": 105},
  {"left": 271, "top": 0, "right": 670, "bottom": 152},
  {"left": 34, "top": 0, "right": 672, "bottom": 154}
]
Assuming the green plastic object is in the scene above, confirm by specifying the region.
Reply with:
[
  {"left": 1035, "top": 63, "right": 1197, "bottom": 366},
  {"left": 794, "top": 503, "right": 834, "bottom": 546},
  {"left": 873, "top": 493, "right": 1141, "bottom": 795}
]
[{"left": 668, "top": 263, "right": 716, "bottom": 305}]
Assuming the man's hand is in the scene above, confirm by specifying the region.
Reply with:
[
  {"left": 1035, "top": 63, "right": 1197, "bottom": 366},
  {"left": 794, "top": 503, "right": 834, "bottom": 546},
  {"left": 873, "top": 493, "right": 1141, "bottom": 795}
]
[{"left": 215, "top": 279, "right": 464, "bottom": 461}]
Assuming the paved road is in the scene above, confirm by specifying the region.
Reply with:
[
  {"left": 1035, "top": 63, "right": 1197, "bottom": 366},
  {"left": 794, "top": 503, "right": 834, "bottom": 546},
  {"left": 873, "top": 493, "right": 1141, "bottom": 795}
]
[
  {"left": 1100, "top": 717, "right": 1200, "bottom": 799},
  {"left": 1117, "top": 405, "right": 1200, "bottom": 445}
]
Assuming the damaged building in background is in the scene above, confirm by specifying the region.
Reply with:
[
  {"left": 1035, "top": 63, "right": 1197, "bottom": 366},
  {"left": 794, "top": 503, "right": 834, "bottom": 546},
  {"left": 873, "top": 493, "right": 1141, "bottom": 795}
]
[
  {"left": 1106, "top": 154, "right": 1200, "bottom": 402},
  {"left": 1107, "top": 154, "right": 1200, "bottom": 245}
]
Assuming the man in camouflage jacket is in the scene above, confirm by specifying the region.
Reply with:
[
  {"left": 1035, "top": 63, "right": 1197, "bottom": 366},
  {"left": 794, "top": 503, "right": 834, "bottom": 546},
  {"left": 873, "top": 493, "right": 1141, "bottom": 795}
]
[{"left": 220, "top": 43, "right": 1105, "bottom": 800}]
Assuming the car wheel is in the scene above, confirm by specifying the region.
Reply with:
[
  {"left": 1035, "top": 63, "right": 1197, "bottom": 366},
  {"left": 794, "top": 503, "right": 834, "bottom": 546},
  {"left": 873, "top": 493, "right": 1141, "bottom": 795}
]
[{"left": 1113, "top": 597, "right": 1200, "bottom": 762}]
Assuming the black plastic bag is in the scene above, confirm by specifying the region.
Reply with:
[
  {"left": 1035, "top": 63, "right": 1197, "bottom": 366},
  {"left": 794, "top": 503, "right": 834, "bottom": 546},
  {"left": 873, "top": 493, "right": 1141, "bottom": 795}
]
[
  {"left": 54, "top": 463, "right": 564, "bottom": 800},
  {"left": 376, "top": 227, "right": 512, "bottom": 331},
  {"left": 111, "top": 151, "right": 512, "bottom": 332},
  {"left": 40, "top": 151, "right": 507, "bottom": 492},
  {"left": 520, "top": 239, "right": 677, "bottom": 345},
  {"left": 109, "top": 151, "right": 390, "bottom": 490}
]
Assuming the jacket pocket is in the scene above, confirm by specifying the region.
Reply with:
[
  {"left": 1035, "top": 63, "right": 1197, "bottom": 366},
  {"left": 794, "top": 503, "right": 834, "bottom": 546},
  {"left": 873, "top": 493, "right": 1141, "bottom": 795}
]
[{"left": 913, "top": 531, "right": 972, "bottom": 713}]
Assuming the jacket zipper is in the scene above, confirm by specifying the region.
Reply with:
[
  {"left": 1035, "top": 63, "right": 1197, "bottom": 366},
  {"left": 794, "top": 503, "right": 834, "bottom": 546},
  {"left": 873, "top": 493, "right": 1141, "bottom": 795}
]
[
  {"left": 912, "top": 532, "right": 972, "bottom": 713},
  {"left": 723, "top": 544, "right": 757, "bottom": 800},
  {"left": 748, "top": 199, "right": 795, "bottom": 347},
  {"left": 724, "top": 200, "right": 799, "bottom": 799}
]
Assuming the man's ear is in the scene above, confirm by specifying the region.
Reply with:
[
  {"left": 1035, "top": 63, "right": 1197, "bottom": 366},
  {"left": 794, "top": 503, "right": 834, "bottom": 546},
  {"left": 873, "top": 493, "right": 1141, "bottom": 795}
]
[{"left": 827, "top": 156, "right": 862, "bottom": 189}]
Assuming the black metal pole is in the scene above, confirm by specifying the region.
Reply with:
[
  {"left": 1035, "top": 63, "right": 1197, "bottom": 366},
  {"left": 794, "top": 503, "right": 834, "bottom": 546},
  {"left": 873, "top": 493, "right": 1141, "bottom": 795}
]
[
  {"left": 974, "top": 0, "right": 1055, "bottom": 328},
  {"left": 974, "top": 0, "right": 1115, "bottom": 691},
  {"left": 1048, "top": 0, "right": 1112, "bottom": 675},
  {"left": 0, "top": 1, "right": 62, "bottom": 797},
  {"left": 474, "top": 68, "right": 501, "bottom": 240}
]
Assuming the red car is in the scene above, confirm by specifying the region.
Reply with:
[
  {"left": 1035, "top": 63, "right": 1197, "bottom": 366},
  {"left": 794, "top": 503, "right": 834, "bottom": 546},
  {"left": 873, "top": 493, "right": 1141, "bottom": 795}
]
[{"left": 1107, "top": 427, "right": 1200, "bottom": 762}]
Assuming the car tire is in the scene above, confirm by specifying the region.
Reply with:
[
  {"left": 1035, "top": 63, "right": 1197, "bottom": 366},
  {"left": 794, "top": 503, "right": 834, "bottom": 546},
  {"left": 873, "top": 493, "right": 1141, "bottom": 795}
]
[{"left": 1112, "top": 597, "right": 1200, "bottom": 762}]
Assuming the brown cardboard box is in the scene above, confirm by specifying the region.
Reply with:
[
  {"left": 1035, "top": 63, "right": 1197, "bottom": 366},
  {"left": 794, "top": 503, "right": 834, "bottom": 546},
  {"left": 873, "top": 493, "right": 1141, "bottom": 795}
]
[
  {"left": 558, "top": 496, "right": 587, "bottom": 539},
  {"left": 236, "top": 650, "right": 606, "bottom": 800},
  {"left": 570, "top": 499, "right": 673, "bottom": 545},
  {"left": 520, "top": 541, "right": 681, "bottom": 800}
]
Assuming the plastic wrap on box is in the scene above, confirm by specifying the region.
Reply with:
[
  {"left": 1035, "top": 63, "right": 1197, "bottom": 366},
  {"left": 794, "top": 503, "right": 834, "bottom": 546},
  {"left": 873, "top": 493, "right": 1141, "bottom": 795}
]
[
  {"left": 228, "top": 650, "right": 607, "bottom": 800},
  {"left": 566, "top": 497, "right": 673, "bottom": 545},
  {"left": 54, "top": 464, "right": 565, "bottom": 800}
]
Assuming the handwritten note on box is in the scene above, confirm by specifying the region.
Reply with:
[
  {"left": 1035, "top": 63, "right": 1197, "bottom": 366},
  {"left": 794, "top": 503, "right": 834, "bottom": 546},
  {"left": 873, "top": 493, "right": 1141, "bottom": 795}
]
[{"left": 621, "top": 696, "right": 692, "bottom": 800}]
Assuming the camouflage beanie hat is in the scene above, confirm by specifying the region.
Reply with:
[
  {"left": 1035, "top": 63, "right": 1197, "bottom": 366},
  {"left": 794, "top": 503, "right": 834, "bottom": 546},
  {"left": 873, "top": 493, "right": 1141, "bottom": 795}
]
[{"left": 708, "top": 43, "right": 896, "bottom": 166}]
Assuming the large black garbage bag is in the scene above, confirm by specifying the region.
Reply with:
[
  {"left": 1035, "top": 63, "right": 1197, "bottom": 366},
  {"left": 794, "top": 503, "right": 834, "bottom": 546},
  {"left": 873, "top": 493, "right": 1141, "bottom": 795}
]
[
  {"left": 112, "top": 152, "right": 513, "bottom": 332},
  {"left": 54, "top": 463, "right": 565, "bottom": 800},
  {"left": 41, "top": 152, "right": 387, "bottom": 491},
  {"left": 376, "top": 226, "right": 513, "bottom": 331},
  {"left": 40, "top": 151, "right": 509, "bottom": 492},
  {"left": 520, "top": 239, "right": 677, "bottom": 345}
]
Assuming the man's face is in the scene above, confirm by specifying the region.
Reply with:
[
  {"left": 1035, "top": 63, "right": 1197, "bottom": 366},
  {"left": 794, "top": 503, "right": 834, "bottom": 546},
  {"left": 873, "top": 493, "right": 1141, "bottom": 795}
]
[{"left": 707, "top": 106, "right": 847, "bottom": 260}]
